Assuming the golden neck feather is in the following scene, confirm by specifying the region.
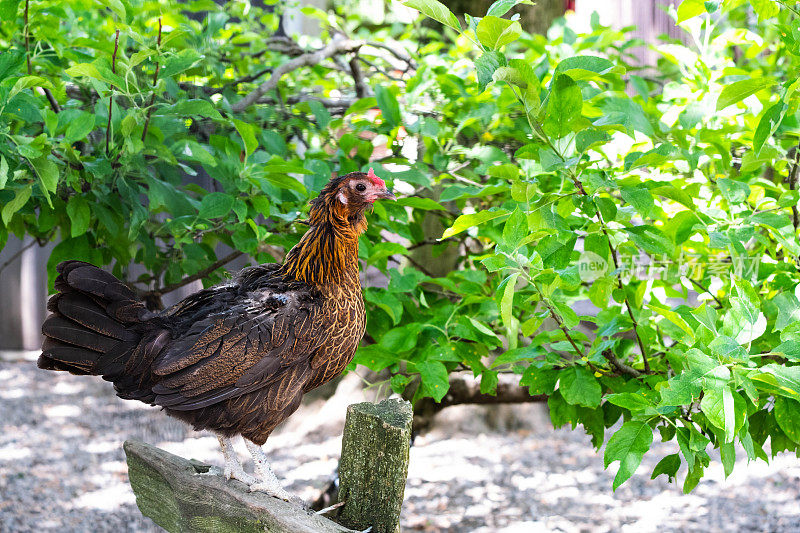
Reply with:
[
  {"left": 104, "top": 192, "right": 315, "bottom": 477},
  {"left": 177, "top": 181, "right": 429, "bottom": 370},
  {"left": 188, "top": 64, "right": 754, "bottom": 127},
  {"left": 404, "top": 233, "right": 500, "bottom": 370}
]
[{"left": 280, "top": 194, "right": 367, "bottom": 286}]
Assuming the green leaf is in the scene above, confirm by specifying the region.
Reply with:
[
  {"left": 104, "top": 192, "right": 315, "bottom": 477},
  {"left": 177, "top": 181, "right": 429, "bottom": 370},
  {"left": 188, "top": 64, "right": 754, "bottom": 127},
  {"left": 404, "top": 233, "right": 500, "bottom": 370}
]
[
  {"left": 66, "top": 196, "right": 91, "bottom": 238},
  {"left": 354, "top": 345, "right": 399, "bottom": 373},
  {"left": 624, "top": 226, "right": 674, "bottom": 255},
  {"left": 0, "top": 155, "right": 8, "bottom": 189},
  {"left": 171, "top": 99, "right": 222, "bottom": 120},
  {"left": 606, "top": 392, "right": 653, "bottom": 411},
  {"left": 395, "top": 197, "right": 445, "bottom": 211},
  {"left": 467, "top": 317, "right": 501, "bottom": 341},
  {"left": 773, "top": 293, "right": 800, "bottom": 332},
  {"left": 486, "top": 0, "right": 534, "bottom": 17},
  {"left": 717, "top": 178, "right": 750, "bottom": 204},
  {"left": 724, "top": 296, "right": 766, "bottom": 345},
  {"left": 1, "top": 184, "right": 31, "bottom": 225},
  {"left": 604, "top": 420, "right": 653, "bottom": 490},
  {"left": 441, "top": 209, "right": 508, "bottom": 239},
  {"left": 65, "top": 62, "right": 103, "bottom": 80},
  {"left": 475, "top": 51, "right": 506, "bottom": 92},
  {"left": 64, "top": 114, "right": 95, "bottom": 144},
  {"left": 160, "top": 49, "right": 203, "bottom": 78},
  {"left": 576, "top": 129, "right": 610, "bottom": 153},
  {"left": 774, "top": 340, "right": 800, "bottom": 361},
  {"left": 520, "top": 365, "right": 558, "bottom": 394},
  {"left": 101, "top": 0, "right": 126, "bottom": 20},
  {"left": 480, "top": 370, "right": 499, "bottom": 395},
  {"left": 677, "top": 0, "right": 704, "bottom": 22},
  {"left": 716, "top": 77, "right": 777, "bottom": 111},
  {"left": 559, "top": 366, "right": 602, "bottom": 408},
  {"left": 417, "top": 360, "right": 450, "bottom": 402},
  {"left": 700, "top": 386, "right": 736, "bottom": 442},
  {"left": 502, "top": 208, "right": 527, "bottom": 249},
  {"left": 308, "top": 100, "right": 331, "bottom": 130},
  {"left": 500, "top": 272, "right": 519, "bottom": 329},
  {"left": 598, "top": 97, "right": 653, "bottom": 136},
  {"left": 648, "top": 302, "right": 695, "bottom": 340},
  {"left": 553, "top": 56, "right": 618, "bottom": 81},
  {"left": 720, "top": 440, "right": 735, "bottom": 478},
  {"left": 620, "top": 185, "right": 654, "bottom": 218},
  {"left": 379, "top": 325, "right": 419, "bottom": 353},
  {"left": 476, "top": 16, "right": 522, "bottom": 50},
  {"left": 496, "top": 61, "right": 541, "bottom": 112},
  {"left": 659, "top": 372, "right": 702, "bottom": 406},
  {"left": 365, "top": 290, "right": 403, "bottom": 325},
  {"left": 30, "top": 156, "right": 58, "bottom": 207},
  {"left": 750, "top": 364, "right": 800, "bottom": 401},
  {"left": 751, "top": 0, "right": 780, "bottom": 20},
  {"left": 232, "top": 119, "right": 257, "bottom": 159},
  {"left": 753, "top": 101, "right": 787, "bottom": 155},
  {"left": 199, "top": 192, "right": 235, "bottom": 219},
  {"left": 263, "top": 131, "right": 287, "bottom": 157},
  {"left": 0, "top": 0, "right": 21, "bottom": 21},
  {"left": 543, "top": 74, "right": 582, "bottom": 139},
  {"left": 774, "top": 397, "right": 800, "bottom": 443},
  {"left": 651, "top": 453, "right": 681, "bottom": 481},
  {"left": 403, "top": 0, "right": 461, "bottom": 32},
  {"left": 683, "top": 456, "right": 705, "bottom": 493},
  {"left": 9, "top": 75, "right": 51, "bottom": 100},
  {"left": 375, "top": 85, "right": 401, "bottom": 128},
  {"left": 491, "top": 345, "right": 543, "bottom": 368}
]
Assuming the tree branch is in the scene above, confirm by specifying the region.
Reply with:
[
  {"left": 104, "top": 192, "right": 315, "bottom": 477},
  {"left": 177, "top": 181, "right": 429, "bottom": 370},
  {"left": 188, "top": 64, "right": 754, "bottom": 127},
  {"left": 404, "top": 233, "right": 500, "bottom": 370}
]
[
  {"left": 231, "top": 37, "right": 364, "bottom": 113},
  {"left": 149, "top": 250, "right": 243, "bottom": 296},
  {"left": 363, "top": 42, "right": 417, "bottom": 70},
  {"left": 106, "top": 29, "right": 119, "bottom": 156},
  {"left": 789, "top": 142, "right": 800, "bottom": 232},
  {"left": 24, "top": 0, "right": 31, "bottom": 75},
  {"left": 688, "top": 277, "right": 723, "bottom": 309},
  {"left": 0, "top": 239, "right": 37, "bottom": 277},
  {"left": 410, "top": 372, "right": 547, "bottom": 434},
  {"left": 42, "top": 87, "right": 61, "bottom": 113},
  {"left": 357, "top": 56, "right": 403, "bottom": 82},
  {"left": 602, "top": 349, "right": 643, "bottom": 378},
  {"left": 596, "top": 212, "right": 651, "bottom": 373},
  {"left": 348, "top": 55, "right": 368, "bottom": 98},
  {"left": 141, "top": 18, "right": 162, "bottom": 143}
]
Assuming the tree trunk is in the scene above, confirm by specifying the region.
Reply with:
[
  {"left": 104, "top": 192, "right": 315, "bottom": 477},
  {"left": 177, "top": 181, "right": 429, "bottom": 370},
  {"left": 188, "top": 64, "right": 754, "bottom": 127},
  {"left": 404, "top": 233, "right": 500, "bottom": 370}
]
[{"left": 448, "top": 0, "right": 566, "bottom": 35}]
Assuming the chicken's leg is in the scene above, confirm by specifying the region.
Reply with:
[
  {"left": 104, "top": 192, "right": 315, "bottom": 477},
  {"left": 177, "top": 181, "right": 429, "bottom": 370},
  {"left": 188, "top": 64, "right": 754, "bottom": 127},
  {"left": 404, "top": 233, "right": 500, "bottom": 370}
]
[
  {"left": 244, "top": 439, "right": 292, "bottom": 500},
  {"left": 217, "top": 435, "right": 259, "bottom": 486}
]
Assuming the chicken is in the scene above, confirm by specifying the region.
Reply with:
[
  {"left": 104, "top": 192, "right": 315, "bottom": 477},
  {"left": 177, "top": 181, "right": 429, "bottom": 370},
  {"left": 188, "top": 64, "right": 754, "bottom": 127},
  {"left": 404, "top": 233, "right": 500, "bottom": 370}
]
[{"left": 38, "top": 169, "right": 395, "bottom": 499}]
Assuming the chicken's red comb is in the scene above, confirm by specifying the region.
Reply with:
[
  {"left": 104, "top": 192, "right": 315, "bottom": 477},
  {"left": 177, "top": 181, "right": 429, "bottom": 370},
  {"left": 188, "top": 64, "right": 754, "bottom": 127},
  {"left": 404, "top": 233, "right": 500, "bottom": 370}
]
[{"left": 367, "top": 167, "right": 385, "bottom": 188}]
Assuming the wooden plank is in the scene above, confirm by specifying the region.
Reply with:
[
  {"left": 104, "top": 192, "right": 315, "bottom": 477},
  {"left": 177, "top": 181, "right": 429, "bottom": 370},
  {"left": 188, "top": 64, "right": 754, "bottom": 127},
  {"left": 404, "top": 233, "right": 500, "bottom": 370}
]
[{"left": 123, "top": 440, "right": 357, "bottom": 533}]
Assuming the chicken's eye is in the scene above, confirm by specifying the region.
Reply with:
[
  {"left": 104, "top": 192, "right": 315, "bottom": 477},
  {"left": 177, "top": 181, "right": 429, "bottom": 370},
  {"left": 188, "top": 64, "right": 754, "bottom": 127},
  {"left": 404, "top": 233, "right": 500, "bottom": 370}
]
[{"left": 355, "top": 183, "right": 366, "bottom": 192}]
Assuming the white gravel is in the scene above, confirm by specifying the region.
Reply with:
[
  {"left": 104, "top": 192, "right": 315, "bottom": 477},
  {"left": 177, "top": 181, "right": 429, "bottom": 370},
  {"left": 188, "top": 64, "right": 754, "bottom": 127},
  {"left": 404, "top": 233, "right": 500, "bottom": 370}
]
[{"left": 1, "top": 359, "right": 799, "bottom": 532}]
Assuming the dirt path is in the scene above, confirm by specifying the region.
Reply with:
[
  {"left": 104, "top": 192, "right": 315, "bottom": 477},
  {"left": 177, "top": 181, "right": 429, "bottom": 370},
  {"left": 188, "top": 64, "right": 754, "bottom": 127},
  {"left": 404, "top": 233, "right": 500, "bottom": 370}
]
[{"left": 1, "top": 360, "right": 798, "bottom": 532}]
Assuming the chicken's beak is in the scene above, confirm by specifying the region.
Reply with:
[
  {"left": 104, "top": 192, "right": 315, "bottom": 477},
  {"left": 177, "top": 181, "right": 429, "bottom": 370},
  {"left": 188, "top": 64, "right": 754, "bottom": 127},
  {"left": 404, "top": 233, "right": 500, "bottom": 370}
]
[{"left": 377, "top": 188, "right": 396, "bottom": 201}]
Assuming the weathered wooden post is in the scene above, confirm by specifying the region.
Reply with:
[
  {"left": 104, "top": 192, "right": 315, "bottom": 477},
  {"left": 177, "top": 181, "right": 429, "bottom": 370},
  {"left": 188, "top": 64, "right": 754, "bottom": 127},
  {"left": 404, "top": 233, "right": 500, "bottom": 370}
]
[
  {"left": 123, "top": 440, "right": 356, "bottom": 533},
  {"left": 335, "top": 398, "right": 413, "bottom": 533}
]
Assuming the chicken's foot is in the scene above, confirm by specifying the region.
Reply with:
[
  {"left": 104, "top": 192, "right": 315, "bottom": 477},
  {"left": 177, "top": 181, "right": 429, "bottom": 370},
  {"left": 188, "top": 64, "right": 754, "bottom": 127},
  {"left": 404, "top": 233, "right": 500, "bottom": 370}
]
[
  {"left": 244, "top": 439, "right": 294, "bottom": 501},
  {"left": 217, "top": 435, "right": 259, "bottom": 486}
]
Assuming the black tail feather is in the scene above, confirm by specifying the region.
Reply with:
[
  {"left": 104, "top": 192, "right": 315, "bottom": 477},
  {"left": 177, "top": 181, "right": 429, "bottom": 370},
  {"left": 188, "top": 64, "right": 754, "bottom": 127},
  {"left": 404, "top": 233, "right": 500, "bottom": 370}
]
[{"left": 39, "top": 261, "right": 151, "bottom": 387}]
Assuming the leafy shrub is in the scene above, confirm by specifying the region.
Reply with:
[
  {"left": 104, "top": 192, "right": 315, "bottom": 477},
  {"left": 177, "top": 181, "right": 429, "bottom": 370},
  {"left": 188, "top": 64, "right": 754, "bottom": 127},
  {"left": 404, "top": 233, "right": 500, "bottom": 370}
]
[{"left": 395, "top": 0, "right": 800, "bottom": 491}]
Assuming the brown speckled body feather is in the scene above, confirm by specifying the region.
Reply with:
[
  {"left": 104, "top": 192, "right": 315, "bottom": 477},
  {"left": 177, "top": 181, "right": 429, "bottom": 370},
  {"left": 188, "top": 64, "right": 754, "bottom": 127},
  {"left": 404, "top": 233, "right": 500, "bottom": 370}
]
[{"left": 39, "top": 172, "right": 385, "bottom": 445}]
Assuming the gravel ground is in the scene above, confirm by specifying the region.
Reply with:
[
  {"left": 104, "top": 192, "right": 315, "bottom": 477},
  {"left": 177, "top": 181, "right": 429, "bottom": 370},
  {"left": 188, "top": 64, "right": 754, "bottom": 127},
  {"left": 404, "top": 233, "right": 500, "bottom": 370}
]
[{"left": 1, "top": 358, "right": 799, "bottom": 533}]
